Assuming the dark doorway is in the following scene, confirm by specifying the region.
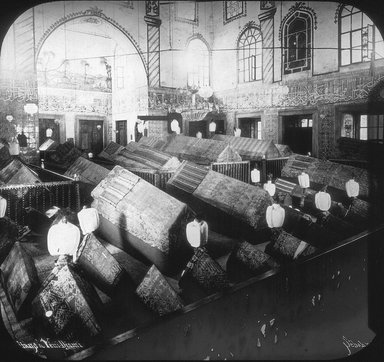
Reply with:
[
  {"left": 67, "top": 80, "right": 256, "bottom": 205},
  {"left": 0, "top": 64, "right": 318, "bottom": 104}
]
[
  {"left": 189, "top": 120, "right": 207, "bottom": 138},
  {"left": 39, "top": 118, "right": 60, "bottom": 146},
  {"left": 238, "top": 117, "right": 261, "bottom": 138},
  {"left": 283, "top": 114, "right": 313, "bottom": 155},
  {"left": 116, "top": 120, "right": 127, "bottom": 146},
  {"left": 78, "top": 120, "right": 104, "bottom": 155}
]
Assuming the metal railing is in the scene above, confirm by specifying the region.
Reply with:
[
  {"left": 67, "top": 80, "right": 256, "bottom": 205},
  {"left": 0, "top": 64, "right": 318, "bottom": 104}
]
[
  {"left": 129, "top": 170, "right": 174, "bottom": 191},
  {"left": 210, "top": 161, "right": 251, "bottom": 183},
  {"left": 0, "top": 181, "right": 80, "bottom": 226},
  {"left": 253, "top": 157, "right": 290, "bottom": 183}
]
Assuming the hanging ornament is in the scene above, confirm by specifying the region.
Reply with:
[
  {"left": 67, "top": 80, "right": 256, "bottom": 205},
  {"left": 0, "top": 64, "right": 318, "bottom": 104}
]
[{"left": 209, "top": 121, "right": 216, "bottom": 133}]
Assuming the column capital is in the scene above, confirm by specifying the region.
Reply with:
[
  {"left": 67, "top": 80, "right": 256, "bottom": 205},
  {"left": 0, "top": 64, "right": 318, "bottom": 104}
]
[{"left": 258, "top": 7, "right": 277, "bottom": 22}]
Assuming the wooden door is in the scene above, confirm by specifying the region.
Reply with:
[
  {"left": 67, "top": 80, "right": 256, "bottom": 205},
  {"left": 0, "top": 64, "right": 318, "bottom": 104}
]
[
  {"left": 116, "top": 120, "right": 127, "bottom": 146},
  {"left": 79, "top": 120, "right": 104, "bottom": 155},
  {"left": 283, "top": 115, "right": 313, "bottom": 155}
]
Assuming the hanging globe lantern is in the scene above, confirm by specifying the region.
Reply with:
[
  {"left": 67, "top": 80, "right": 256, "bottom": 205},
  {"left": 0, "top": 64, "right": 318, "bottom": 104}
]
[
  {"left": 209, "top": 121, "right": 217, "bottom": 133},
  {"left": 171, "top": 119, "right": 179, "bottom": 132},
  {"left": 345, "top": 179, "right": 359, "bottom": 198},
  {"left": 0, "top": 196, "right": 7, "bottom": 218},
  {"left": 315, "top": 191, "right": 332, "bottom": 212},
  {"left": 77, "top": 207, "right": 100, "bottom": 235},
  {"left": 47, "top": 220, "right": 81, "bottom": 258},
  {"left": 137, "top": 121, "right": 144, "bottom": 134},
  {"left": 298, "top": 172, "right": 310, "bottom": 189},
  {"left": 196, "top": 131, "right": 202, "bottom": 139},
  {"left": 198, "top": 85, "right": 213, "bottom": 99},
  {"left": 266, "top": 203, "right": 285, "bottom": 228},
  {"left": 46, "top": 128, "right": 53, "bottom": 138},
  {"left": 186, "top": 220, "right": 202, "bottom": 248},
  {"left": 251, "top": 167, "right": 260, "bottom": 183},
  {"left": 263, "top": 180, "right": 276, "bottom": 197}
]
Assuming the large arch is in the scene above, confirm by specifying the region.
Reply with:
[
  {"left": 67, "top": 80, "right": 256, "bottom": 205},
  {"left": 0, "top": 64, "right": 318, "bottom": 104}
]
[{"left": 34, "top": 6, "right": 148, "bottom": 77}]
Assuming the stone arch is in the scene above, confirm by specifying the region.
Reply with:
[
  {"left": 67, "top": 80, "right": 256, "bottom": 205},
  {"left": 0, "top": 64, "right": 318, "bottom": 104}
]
[
  {"left": 185, "top": 33, "right": 211, "bottom": 52},
  {"left": 35, "top": 7, "right": 147, "bottom": 76},
  {"left": 235, "top": 21, "right": 262, "bottom": 49},
  {"left": 278, "top": 2, "right": 318, "bottom": 41}
]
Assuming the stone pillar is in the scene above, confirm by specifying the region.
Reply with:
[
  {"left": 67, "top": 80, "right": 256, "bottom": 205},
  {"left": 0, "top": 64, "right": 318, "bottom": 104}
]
[
  {"left": 258, "top": 7, "right": 276, "bottom": 84},
  {"left": 145, "top": 1, "right": 161, "bottom": 88}
]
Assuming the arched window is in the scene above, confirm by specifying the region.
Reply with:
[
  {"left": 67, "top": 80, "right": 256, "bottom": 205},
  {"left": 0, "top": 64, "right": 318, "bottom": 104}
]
[
  {"left": 237, "top": 27, "right": 262, "bottom": 83},
  {"left": 282, "top": 11, "right": 312, "bottom": 74},
  {"left": 186, "top": 38, "right": 210, "bottom": 88},
  {"left": 339, "top": 5, "right": 384, "bottom": 66}
]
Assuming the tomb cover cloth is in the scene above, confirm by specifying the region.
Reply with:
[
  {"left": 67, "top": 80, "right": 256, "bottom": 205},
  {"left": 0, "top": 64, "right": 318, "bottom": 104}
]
[
  {"left": 281, "top": 154, "right": 369, "bottom": 198},
  {"left": 193, "top": 170, "right": 272, "bottom": 229},
  {"left": 65, "top": 156, "right": 109, "bottom": 185},
  {"left": 91, "top": 166, "right": 188, "bottom": 254},
  {"left": 136, "top": 264, "right": 183, "bottom": 316},
  {"left": 213, "top": 134, "right": 281, "bottom": 160},
  {"left": 98, "top": 141, "right": 125, "bottom": 161}
]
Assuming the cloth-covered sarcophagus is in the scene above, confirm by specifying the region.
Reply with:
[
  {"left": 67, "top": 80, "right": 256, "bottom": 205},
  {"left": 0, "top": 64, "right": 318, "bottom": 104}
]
[
  {"left": 139, "top": 135, "right": 242, "bottom": 166},
  {"left": 98, "top": 141, "right": 125, "bottom": 162},
  {"left": 212, "top": 134, "right": 281, "bottom": 160},
  {"left": 281, "top": 154, "right": 370, "bottom": 198},
  {"left": 115, "top": 142, "right": 181, "bottom": 172},
  {"left": 179, "top": 247, "right": 230, "bottom": 294},
  {"left": 265, "top": 229, "right": 317, "bottom": 263},
  {"left": 32, "top": 261, "right": 102, "bottom": 342},
  {"left": 226, "top": 241, "right": 279, "bottom": 282},
  {"left": 91, "top": 166, "right": 191, "bottom": 275},
  {"left": 76, "top": 233, "right": 127, "bottom": 296},
  {"left": 0, "top": 242, "right": 40, "bottom": 320},
  {"left": 136, "top": 264, "right": 183, "bottom": 316},
  {"left": 0, "top": 158, "right": 41, "bottom": 185},
  {"left": 167, "top": 161, "right": 273, "bottom": 242},
  {"left": 65, "top": 156, "right": 110, "bottom": 185},
  {"left": 0, "top": 217, "right": 18, "bottom": 264}
]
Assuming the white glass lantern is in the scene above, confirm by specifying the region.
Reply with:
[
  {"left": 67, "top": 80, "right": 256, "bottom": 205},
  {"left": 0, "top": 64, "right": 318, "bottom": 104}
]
[
  {"left": 266, "top": 203, "right": 285, "bottom": 228},
  {"left": 346, "top": 179, "right": 359, "bottom": 198},
  {"left": 88, "top": 152, "right": 94, "bottom": 159},
  {"left": 47, "top": 221, "right": 81, "bottom": 258},
  {"left": 315, "top": 191, "right": 331, "bottom": 212},
  {"left": 198, "top": 85, "right": 213, "bottom": 99},
  {"left": 263, "top": 180, "right": 276, "bottom": 196},
  {"left": 46, "top": 128, "right": 53, "bottom": 138},
  {"left": 137, "top": 121, "right": 144, "bottom": 134},
  {"left": 196, "top": 131, "right": 202, "bottom": 139},
  {"left": 251, "top": 168, "right": 260, "bottom": 183},
  {"left": 0, "top": 196, "right": 7, "bottom": 218},
  {"left": 234, "top": 128, "right": 241, "bottom": 137},
  {"left": 9, "top": 139, "right": 20, "bottom": 155},
  {"left": 171, "top": 119, "right": 179, "bottom": 132},
  {"left": 77, "top": 207, "right": 100, "bottom": 235},
  {"left": 298, "top": 172, "right": 310, "bottom": 189},
  {"left": 209, "top": 121, "right": 217, "bottom": 133},
  {"left": 186, "top": 220, "right": 202, "bottom": 248}
]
